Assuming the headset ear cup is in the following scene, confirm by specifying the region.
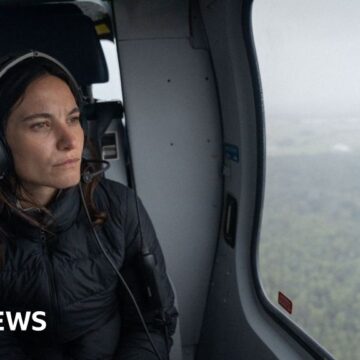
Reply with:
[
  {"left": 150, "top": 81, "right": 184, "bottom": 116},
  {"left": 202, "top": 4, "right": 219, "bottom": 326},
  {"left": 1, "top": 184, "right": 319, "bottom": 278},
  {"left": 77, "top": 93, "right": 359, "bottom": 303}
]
[{"left": 0, "top": 138, "right": 10, "bottom": 179}]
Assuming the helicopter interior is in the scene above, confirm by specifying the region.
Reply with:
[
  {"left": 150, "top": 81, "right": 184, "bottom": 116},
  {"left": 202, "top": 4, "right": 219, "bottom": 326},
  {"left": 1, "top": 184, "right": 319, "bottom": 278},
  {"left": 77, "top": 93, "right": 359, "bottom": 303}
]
[{"left": 0, "top": 1, "right": 328, "bottom": 360}]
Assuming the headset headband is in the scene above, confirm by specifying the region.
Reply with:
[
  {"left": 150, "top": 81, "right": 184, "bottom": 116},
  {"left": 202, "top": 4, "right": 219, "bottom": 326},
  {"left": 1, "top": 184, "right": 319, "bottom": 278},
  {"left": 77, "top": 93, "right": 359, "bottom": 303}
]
[{"left": 0, "top": 51, "right": 82, "bottom": 98}]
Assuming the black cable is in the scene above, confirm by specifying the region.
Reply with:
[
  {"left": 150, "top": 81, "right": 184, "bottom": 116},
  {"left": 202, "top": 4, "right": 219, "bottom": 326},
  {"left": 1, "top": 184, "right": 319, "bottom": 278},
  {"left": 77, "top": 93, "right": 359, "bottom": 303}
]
[
  {"left": 130, "top": 188, "right": 171, "bottom": 360},
  {"left": 78, "top": 182, "right": 165, "bottom": 360},
  {"left": 121, "top": 125, "right": 171, "bottom": 360}
]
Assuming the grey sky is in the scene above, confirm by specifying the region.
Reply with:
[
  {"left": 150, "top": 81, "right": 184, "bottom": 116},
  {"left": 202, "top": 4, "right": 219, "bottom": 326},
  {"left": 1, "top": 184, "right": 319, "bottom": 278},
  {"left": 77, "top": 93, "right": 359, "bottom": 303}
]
[
  {"left": 252, "top": 0, "right": 360, "bottom": 117},
  {"left": 92, "top": 40, "right": 123, "bottom": 101}
]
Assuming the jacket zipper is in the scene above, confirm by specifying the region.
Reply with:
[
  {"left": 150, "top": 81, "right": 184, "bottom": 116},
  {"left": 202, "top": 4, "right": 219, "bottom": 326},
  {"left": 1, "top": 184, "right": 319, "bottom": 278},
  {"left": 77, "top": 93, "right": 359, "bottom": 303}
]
[{"left": 40, "top": 229, "right": 59, "bottom": 339}]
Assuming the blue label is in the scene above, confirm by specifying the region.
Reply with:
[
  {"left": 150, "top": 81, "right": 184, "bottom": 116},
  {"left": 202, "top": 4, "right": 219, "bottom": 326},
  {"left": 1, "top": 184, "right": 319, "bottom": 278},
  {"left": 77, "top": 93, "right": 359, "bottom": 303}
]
[{"left": 224, "top": 143, "right": 239, "bottom": 162}]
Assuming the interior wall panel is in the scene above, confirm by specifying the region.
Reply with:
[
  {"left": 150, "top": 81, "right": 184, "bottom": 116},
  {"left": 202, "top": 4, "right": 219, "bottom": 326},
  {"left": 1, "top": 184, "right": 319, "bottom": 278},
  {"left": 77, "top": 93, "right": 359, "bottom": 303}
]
[
  {"left": 115, "top": 0, "right": 189, "bottom": 40},
  {"left": 113, "top": 2, "right": 223, "bottom": 357}
]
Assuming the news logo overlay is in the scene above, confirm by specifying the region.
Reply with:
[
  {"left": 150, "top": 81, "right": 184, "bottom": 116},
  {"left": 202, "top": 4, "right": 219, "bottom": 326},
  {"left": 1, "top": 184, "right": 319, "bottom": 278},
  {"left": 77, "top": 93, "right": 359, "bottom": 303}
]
[{"left": 0, "top": 311, "right": 46, "bottom": 332}]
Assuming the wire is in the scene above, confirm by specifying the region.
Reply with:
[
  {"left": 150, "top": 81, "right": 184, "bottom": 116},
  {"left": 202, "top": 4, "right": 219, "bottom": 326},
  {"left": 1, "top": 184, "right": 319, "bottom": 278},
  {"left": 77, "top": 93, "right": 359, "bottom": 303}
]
[
  {"left": 120, "top": 128, "right": 171, "bottom": 360},
  {"left": 78, "top": 182, "right": 165, "bottom": 360},
  {"left": 118, "top": 115, "right": 171, "bottom": 360}
]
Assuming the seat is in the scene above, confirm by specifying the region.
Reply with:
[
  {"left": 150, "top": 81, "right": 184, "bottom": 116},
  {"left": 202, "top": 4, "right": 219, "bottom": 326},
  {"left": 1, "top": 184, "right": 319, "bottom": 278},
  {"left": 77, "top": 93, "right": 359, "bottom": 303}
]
[
  {"left": 0, "top": 4, "right": 108, "bottom": 87},
  {"left": 0, "top": 3, "right": 128, "bottom": 184}
]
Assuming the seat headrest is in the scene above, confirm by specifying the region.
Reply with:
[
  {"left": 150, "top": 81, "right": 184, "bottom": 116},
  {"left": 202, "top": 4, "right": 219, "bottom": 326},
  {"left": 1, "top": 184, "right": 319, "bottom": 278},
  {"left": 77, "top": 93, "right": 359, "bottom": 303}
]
[
  {"left": 0, "top": 5, "right": 108, "bottom": 86},
  {"left": 85, "top": 101, "right": 124, "bottom": 139}
]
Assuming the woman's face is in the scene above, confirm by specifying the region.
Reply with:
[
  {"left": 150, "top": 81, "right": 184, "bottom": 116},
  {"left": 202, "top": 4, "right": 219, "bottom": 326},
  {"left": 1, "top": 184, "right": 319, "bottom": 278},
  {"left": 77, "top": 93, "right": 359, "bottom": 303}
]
[{"left": 5, "top": 74, "right": 84, "bottom": 196}]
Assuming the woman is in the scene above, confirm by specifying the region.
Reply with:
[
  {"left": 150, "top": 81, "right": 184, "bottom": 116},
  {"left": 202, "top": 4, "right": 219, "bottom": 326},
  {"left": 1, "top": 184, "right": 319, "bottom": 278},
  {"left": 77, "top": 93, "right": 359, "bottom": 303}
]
[{"left": 0, "top": 52, "right": 178, "bottom": 360}]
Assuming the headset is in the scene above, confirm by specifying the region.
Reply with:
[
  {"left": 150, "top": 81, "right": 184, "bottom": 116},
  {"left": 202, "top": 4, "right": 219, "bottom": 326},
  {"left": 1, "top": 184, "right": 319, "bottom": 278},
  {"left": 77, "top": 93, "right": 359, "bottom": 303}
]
[
  {"left": 0, "top": 50, "right": 171, "bottom": 360},
  {"left": 0, "top": 50, "right": 86, "bottom": 179}
]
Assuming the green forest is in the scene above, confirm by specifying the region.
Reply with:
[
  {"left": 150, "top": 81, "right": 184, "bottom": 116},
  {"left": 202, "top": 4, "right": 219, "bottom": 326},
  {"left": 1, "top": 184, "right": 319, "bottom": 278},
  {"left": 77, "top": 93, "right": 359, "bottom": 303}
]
[{"left": 259, "top": 117, "right": 360, "bottom": 360}]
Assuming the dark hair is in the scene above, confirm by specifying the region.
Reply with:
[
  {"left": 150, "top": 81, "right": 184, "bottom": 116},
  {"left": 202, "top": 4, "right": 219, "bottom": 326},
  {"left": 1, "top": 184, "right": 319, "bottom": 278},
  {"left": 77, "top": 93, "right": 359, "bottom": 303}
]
[{"left": 0, "top": 56, "right": 106, "bottom": 257}]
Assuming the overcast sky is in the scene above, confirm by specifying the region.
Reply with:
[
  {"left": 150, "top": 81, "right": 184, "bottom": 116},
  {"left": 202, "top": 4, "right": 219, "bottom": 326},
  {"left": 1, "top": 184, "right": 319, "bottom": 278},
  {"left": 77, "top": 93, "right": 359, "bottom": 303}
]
[
  {"left": 92, "top": 40, "right": 122, "bottom": 101},
  {"left": 252, "top": 1, "right": 360, "bottom": 118}
]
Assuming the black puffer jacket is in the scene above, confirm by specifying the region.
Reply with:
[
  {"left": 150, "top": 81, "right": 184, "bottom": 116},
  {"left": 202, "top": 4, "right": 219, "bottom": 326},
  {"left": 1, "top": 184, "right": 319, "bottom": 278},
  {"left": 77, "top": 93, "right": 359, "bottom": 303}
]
[{"left": 0, "top": 178, "right": 178, "bottom": 360}]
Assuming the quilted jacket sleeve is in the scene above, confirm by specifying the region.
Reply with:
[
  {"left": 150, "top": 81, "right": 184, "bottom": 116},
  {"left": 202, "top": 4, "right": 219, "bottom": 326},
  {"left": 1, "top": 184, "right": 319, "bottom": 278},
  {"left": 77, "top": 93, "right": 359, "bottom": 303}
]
[
  {"left": 0, "top": 242, "right": 30, "bottom": 359},
  {"left": 114, "top": 188, "right": 178, "bottom": 360}
]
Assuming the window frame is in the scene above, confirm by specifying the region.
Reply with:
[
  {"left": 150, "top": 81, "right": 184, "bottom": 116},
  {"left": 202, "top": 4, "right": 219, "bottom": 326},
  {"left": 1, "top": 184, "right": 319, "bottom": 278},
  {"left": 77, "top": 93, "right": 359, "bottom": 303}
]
[{"left": 246, "top": 1, "right": 337, "bottom": 359}]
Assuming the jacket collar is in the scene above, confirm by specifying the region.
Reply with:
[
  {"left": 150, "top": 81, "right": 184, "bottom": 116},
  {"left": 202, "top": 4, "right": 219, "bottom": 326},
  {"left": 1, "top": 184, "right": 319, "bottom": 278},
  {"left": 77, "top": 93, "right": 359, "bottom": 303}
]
[{"left": 3, "top": 184, "right": 81, "bottom": 238}]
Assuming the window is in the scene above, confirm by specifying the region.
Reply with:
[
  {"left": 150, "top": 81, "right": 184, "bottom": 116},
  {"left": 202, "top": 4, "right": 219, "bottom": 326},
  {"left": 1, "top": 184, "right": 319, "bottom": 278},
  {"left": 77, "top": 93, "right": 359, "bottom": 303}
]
[
  {"left": 253, "top": 1, "right": 360, "bottom": 359},
  {"left": 92, "top": 40, "right": 122, "bottom": 101}
]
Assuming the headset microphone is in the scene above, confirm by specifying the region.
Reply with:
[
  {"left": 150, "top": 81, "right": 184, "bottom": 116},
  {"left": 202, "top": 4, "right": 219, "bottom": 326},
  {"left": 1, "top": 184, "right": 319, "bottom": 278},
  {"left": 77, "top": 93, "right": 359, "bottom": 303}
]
[{"left": 81, "top": 159, "right": 110, "bottom": 183}]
